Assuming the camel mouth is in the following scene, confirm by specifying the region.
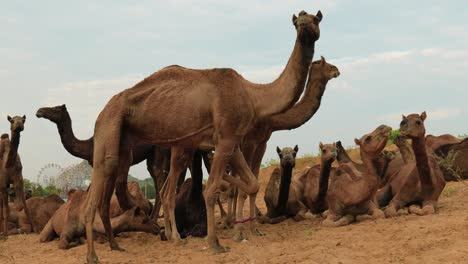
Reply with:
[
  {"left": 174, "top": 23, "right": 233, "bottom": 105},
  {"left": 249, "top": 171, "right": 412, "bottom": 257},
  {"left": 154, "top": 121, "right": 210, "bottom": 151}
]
[
  {"left": 333, "top": 71, "right": 340, "bottom": 78},
  {"left": 36, "top": 110, "right": 44, "bottom": 118}
]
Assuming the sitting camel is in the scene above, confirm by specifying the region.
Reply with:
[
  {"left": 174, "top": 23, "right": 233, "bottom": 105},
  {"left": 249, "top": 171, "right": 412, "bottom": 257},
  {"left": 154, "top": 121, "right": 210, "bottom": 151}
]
[
  {"left": 8, "top": 195, "right": 64, "bottom": 234},
  {"left": 260, "top": 145, "right": 312, "bottom": 224},
  {"left": 40, "top": 186, "right": 159, "bottom": 249},
  {"left": 0, "top": 115, "right": 33, "bottom": 238},
  {"left": 425, "top": 134, "right": 461, "bottom": 152},
  {"left": 323, "top": 125, "right": 392, "bottom": 227},
  {"left": 383, "top": 112, "right": 446, "bottom": 217},
  {"left": 433, "top": 138, "right": 468, "bottom": 181},
  {"left": 299, "top": 142, "right": 337, "bottom": 214}
]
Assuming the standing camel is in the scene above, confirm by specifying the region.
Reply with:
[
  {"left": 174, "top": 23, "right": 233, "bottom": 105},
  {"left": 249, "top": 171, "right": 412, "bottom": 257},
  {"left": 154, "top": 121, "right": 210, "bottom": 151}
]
[
  {"left": 82, "top": 10, "right": 322, "bottom": 263},
  {"left": 0, "top": 115, "right": 32, "bottom": 238}
]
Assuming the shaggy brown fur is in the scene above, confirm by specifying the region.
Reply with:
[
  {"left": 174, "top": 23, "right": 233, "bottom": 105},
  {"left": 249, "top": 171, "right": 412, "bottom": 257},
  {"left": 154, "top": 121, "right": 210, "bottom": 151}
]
[
  {"left": 383, "top": 112, "right": 446, "bottom": 217},
  {"left": 81, "top": 10, "right": 322, "bottom": 262},
  {"left": 433, "top": 138, "right": 468, "bottom": 180},
  {"left": 8, "top": 195, "right": 64, "bottom": 234},
  {"left": 323, "top": 125, "right": 392, "bottom": 227},
  {"left": 0, "top": 115, "right": 33, "bottom": 238}
]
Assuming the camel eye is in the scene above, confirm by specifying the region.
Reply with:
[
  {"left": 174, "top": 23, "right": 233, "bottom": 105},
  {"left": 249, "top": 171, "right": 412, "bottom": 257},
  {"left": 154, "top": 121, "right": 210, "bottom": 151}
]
[
  {"left": 365, "top": 136, "right": 371, "bottom": 142},
  {"left": 416, "top": 120, "right": 421, "bottom": 125},
  {"left": 400, "top": 120, "right": 407, "bottom": 126},
  {"left": 322, "top": 149, "right": 327, "bottom": 154}
]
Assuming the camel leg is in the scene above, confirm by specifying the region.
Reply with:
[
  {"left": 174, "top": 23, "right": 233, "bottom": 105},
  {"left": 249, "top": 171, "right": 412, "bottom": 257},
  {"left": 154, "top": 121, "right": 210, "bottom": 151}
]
[
  {"left": 322, "top": 212, "right": 340, "bottom": 227},
  {"left": 229, "top": 147, "right": 261, "bottom": 238},
  {"left": 368, "top": 201, "right": 385, "bottom": 219},
  {"left": 233, "top": 190, "right": 247, "bottom": 241},
  {"left": 15, "top": 178, "right": 35, "bottom": 233},
  {"left": 384, "top": 194, "right": 405, "bottom": 218},
  {"left": 114, "top": 150, "right": 133, "bottom": 212},
  {"left": 0, "top": 190, "right": 9, "bottom": 239},
  {"left": 258, "top": 215, "right": 288, "bottom": 224},
  {"left": 161, "top": 147, "right": 191, "bottom": 244},
  {"left": 204, "top": 139, "right": 240, "bottom": 253},
  {"left": 39, "top": 219, "right": 56, "bottom": 242},
  {"left": 409, "top": 201, "right": 436, "bottom": 216},
  {"left": 251, "top": 142, "right": 267, "bottom": 216},
  {"left": 147, "top": 147, "right": 166, "bottom": 222}
]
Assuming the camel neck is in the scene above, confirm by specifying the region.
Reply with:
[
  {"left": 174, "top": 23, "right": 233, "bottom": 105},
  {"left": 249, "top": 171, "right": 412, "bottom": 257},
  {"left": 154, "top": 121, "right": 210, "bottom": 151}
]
[
  {"left": 5, "top": 131, "right": 20, "bottom": 168},
  {"left": 316, "top": 158, "right": 333, "bottom": 212},
  {"left": 245, "top": 39, "right": 313, "bottom": 119},
  {"left": 411, "top": 136, "right": 432, "bottom": 186},
  {"left": 277, "top": 164, "right": 293, "bottom": 214},
  {"left": 398, "top": 142, "right": 414, "bottom": 164},
  {"left": 361, "top": 152, "right": 380, "bottom": 186},
  {"left": 269, "top": 75, "right": 329, "bottom": 131},
  {"left": 56, "top": 112, "right": 93, "bottom": 163}
]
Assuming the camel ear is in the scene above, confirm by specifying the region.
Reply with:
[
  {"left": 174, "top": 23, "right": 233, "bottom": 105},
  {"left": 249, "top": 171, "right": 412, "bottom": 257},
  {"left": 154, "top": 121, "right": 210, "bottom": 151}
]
[
  {"left": 61, "top": 104, "right": 67, "bottom": 110},
  {"left": 316, "top": 10, "right": 323, "bottom": 22},
  {"left": 354, "top": 138, "right": 361, "bottom": 146},
  {"left": 420, "top": 111, "right": 427, "bottom": 121},
  {"left": 294, "top": 145, "right": 299, "bottom": 153},
  {"left": 22, "top": 115, "right": 26, "bottom": 123},
  {"left": 7, "top": 116, "right": 12, "bottom": 123},
  {"left": 402, "top": 114, "right": 406, "bottom": 120},
  {"left": 276, "top": 146, "right": 281, "bottom": 155},
  {"left": 320, "top": 56, "right": 326, "bottom": 65},
  {"left": 336, "top": 141, "right": 342, "bottom": 148},
  {"left": 292, "top": 14, "right": 298, "bottom": 26},
  {"left": 319, "top": 142, "right": 324, "bottom": 149}
]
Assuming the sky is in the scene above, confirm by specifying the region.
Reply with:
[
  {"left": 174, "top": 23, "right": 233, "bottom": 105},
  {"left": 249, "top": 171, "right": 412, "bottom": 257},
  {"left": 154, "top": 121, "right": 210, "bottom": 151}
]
[{"left": 0, "top": 0, "right": 467, "bottom": 182}]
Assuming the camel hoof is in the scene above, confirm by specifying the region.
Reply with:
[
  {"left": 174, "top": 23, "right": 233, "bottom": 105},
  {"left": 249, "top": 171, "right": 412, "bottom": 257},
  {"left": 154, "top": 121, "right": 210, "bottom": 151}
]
[
  {"left": 87, "top": 253, "right": 100, "bottom": 264},
  {"left": 174, "top": 238, "right": 187, "bottom": 246},
  {"left": 110, "top": 243, "right": 125, "bottom": 252},
  {"left": 397, "top": 208, "right": 409, "bottom": 216},
  {"left": 251, "top": 227, "right": 265, "bottom": 236},
  {"left": 211, "top": 245, "right": 231, "bottom": 254},
  {"left": 384, "top": 207, "right": 398, "bottom": 218},
  {"left": 372, "top": 210, "right": 385, "bottom": 219},
  {"left": 321, "top": 219, "right": 336, "bottom": 227},
  {"left": 233, "top": 231, "right": 247, "bottom": 242}
]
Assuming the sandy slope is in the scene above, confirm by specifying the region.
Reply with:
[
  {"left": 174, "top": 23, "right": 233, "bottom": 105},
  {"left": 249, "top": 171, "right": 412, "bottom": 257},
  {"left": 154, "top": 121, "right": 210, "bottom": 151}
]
[{"left": 1, "top": 178, "right": 468, "bottom": 264}]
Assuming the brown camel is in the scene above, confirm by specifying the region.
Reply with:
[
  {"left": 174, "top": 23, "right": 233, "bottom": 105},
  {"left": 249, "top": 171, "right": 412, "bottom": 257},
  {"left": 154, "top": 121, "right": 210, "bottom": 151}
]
[
  {"left": 234, "top": 56, "right": 339, "bottom": 238},
  {"left": 323, "top": 125, "right": 392, "bottom": 227},
  {"left": 383, "top": 112, "right": 446, "bottom": 217},
  {"left": 433, "top": 138, "right": 468, "bottom": 180},
  {"left": 0, "top": 115, "right": 33, "bottom": 238},
  {"left": 8, "top": 195, "right": 64, "bottom": 234},
  {"left": 36, "top": 105, "right": 169, "bottom": 220},
  {"left": 425, "top": 134, "right": 461, "bottom": 152},
  {"left": 259, "top": 145, "right": 312, "bottom": 224},
  {"left": 39, "top": 185, "right": 159, "bottom": 249},
  {"left": 299, "top": 142, "right": 337, "bottom": 214},
  {"left": 82, "top": 10, "right": 322, "bottom": 262}
]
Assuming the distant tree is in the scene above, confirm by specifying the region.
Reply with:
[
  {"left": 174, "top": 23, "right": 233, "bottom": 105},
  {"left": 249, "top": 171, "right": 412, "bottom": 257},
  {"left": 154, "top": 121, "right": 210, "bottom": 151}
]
[
  {"left": 459, "top": 134, "right": 468, "bottom": 139},
  {"left": 32, "top": 184, "right": 45, "bottom": 197}
]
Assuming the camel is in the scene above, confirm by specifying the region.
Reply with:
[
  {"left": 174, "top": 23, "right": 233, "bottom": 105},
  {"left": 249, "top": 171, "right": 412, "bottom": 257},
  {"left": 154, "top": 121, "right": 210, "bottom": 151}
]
[
  {"left": 425, "top": 134, "right": 461, "bottom": 152},
  {"left": 36, "top": 105, "right": 169, "bottom": 220},
  {"left": 0, "top": 115, "right": 33, "bottom": 238},
  {"left": 259, "top": 145, "right": 312, "bottom": 224},
  {"left": 81, "top": 10, "right": 322, "bottom": 262},
  {"left": 39, "top": 186, "right": 159, "bottom": 249},
  {"left": 383, "top": 112, "right": 446, "bottom": 217},
  {"left": 234, "top": 56, "right": 339, "bottom": 238},
  {"left": 323, "top": 125, "right": 392, "bottom": 227},
  {"left": 433, "top": 138, "right": 468, "bottom": 180},
  {"left": 299, "top": 142, "right": 337, "bottom": 214},
  {"left": 8, "top": 195, "right": 64, "bottom": 234}
]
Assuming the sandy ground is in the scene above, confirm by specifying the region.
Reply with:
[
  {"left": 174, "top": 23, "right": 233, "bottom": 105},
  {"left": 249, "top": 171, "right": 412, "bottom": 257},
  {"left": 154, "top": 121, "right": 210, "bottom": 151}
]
[{"left": 2, "top": 179, "right": 468, "bottom": 264}]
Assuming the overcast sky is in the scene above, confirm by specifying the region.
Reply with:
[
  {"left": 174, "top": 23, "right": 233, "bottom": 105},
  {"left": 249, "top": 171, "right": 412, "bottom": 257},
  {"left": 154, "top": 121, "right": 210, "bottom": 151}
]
[{"left": 1, "top": 1, "right": 467, "bottom": 181}]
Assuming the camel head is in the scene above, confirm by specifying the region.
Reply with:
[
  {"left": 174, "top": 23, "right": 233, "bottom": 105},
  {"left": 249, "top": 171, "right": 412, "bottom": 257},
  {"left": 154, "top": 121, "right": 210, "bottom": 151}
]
[
  {"left": 292, "top": 10, "right": 322, "bottom": 48},
  {"left": 400, "top": 112, "right": 427, "bottom": 139},
  {"left": 380, "top": 150, "right": 396, "bottom": 162},
  {"left": 124, "top": 207, "right": 160, "bottom": 235},
  {"left": 319, "top": 142, "right": 337, "bottom": 162},
  {"left": 276, "top": 145, "right": 299, "bottom": 168},
  {"left": 355, "top": 125, "right": 392, "bottom": 156},
  {"left": 36, "top": 104, "right": 68, "bottom": 124},
  {"left": 7, "top": 115, "right": 26, "bottom": 132},
  {"left": 0, "top": 133, "right": 8, "bottom": 140},
  {"left": 310, "top": 56, "right": 340, "bottom": 80}
]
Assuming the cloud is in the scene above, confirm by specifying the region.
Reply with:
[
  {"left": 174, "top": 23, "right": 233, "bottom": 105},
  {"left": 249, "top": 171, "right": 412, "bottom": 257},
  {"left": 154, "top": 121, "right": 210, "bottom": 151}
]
[{"left": 377, "top": 107, "right": 463, "bottom": 126}]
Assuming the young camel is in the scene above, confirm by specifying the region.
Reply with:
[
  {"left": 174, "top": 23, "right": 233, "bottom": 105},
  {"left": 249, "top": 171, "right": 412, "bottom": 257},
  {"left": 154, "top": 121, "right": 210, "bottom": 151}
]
[
  {"left": 323, "top": 125, "right": 392, "bottom": 227},
  {"left": 299, "top": 142, "right": 337, "bottom": 214},
  {"left": 0, "top": 115, "right": 33, "bottom": 238},
  {"left": 234, "top": 56, "right": 339, "bottom": 238},
  {"left": 82, "top": 10, "right": 322, "bottom": 262},
  {"left": 383, "top": 112, "right": 446, "bottom": 217},
  {"left": 260, "top": 146, "right": 309, "bottom": 224}
]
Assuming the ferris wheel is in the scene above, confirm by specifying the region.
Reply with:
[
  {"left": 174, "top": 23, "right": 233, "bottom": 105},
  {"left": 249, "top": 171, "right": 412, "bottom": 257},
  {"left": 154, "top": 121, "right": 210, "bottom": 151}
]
[{"left": 37, "top": 163, "right": 64, "bottom": 187}]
